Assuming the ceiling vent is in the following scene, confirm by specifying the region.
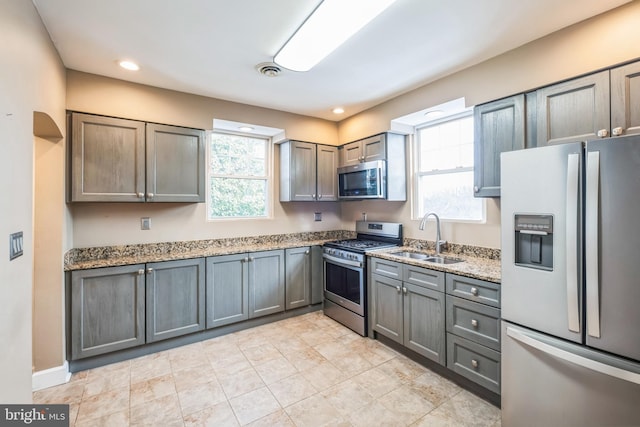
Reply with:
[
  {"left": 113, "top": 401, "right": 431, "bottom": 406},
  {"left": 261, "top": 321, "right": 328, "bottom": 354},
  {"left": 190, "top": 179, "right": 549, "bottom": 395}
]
[{"left": 256, "top": 62, "right": 282, "bottom": 77}]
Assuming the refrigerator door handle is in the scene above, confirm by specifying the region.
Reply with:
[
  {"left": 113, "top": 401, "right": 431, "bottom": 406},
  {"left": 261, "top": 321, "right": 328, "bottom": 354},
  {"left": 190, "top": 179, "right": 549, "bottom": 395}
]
[
  {"left": 507, "top": 327, "right": 640, "bottom": 385},
  {"left": 566, "top": 153, "right": 580, "bottom": 333},
  {"left": 585, "top": 151, "right": 601, "bottom": 338}
]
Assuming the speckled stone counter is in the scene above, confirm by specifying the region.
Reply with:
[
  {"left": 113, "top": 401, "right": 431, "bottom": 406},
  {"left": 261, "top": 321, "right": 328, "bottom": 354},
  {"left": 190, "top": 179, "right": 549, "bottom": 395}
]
[
  {"left": 64, "top": 230, "right": 355, "bottom": 271},
  {"left": 370, "top": 240, "right": 501, "bottom": 283}
]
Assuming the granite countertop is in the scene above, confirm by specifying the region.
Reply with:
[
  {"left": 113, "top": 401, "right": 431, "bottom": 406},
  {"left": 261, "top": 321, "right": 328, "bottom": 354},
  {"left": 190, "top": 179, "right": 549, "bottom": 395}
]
[
  {"left": 368, "top": 245, "right": 501, "bottom": 284},
  {"left": 64, "top": 230, "right": 354, "bottom": 271}
]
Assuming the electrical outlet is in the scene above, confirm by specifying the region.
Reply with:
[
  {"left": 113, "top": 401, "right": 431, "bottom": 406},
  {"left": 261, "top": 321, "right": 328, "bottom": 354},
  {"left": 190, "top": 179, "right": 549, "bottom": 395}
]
[
  {"left": 141, "top": 217, "right": 151, "bottom": 230},
  {"left": 314, "top": 212, "right": 322, "bottom": 221},
  {"left": 9, "top": 231, "right": 23, "bottom": 260}
]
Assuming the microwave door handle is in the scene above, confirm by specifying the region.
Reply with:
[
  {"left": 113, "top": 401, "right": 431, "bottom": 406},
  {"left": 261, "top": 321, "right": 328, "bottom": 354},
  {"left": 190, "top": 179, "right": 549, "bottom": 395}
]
[
  {"left": 585, "top": 151, "right": 601, "bottom": 338},
  {"left": 566, "top": 153, "right": 580, "bottom": 333}
]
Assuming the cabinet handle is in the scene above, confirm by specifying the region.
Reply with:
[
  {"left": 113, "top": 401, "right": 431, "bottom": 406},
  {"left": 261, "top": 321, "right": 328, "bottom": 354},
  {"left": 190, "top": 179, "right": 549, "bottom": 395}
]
[
  {"left": 249, "top": 257, "right": 254, "bottom": 262},
  {"left": 242, "top": 257, "right": 249, "bottom": 263},
  {"left": 471, "top": 319, "right": 479, "bottom": 328},
  {"left": 146, "top": 267, "right": 153, "bottom": 274},
  {"left": 137, "top": 192, "right": 145, "bottom": 198},
  {"left": 471, "top": 359, "right": 479, "bottom": 369},
  {"left": 596, "top": 129, "right": 609, "bottom": 138},
  {"left": 470, "top": 287, "right": 479, "bottom": 296},
  {"left": 396, "top": 285, "right": 401, "bottom": 293},
  {"left": 473, "top": 186, "right": 479, "bottom": 193},
  {"left": 318, "top": 194, "right": 322, "bottom": 200},
  {"left": 312, "top": 194, "right": 316, "bottom": 199},
  {"left": 402, "top": 287, "right": 407, "bottom": 295},
  {"left": 612, "top": 127, "right": 624, "bottom": 137},
  {"left": 147, "top": 192, "right": 154, "bottom": 199},
  {"left": 305, "top": 250, "right": 310, "bottom": 255},
  {"left": 137, "top": 269, "right": 145, "bottom": 275}
]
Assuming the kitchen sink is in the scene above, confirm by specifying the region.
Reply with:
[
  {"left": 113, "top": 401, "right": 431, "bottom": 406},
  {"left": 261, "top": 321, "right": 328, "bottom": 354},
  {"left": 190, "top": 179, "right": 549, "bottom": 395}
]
[{"left": 389, "top": 250, "right": 464, "bottom": 264}]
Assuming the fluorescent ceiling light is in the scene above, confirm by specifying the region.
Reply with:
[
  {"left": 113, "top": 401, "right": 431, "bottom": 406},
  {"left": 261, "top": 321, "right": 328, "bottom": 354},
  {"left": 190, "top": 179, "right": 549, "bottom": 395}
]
[{"left": 274, "top": 0, "right": 397, "bottom": 72}]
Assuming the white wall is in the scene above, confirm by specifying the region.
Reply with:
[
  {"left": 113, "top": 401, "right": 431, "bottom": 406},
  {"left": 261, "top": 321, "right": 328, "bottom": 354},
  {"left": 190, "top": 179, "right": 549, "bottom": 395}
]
[{"left": 0, "top": 0, "right": 66, "bottom": 401}]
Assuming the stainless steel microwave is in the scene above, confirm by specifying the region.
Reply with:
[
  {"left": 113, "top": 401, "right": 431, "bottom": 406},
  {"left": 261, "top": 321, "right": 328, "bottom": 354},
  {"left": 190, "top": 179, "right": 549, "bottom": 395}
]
[{"left": 338, "top": 160, "right": 386, "bottom": 200}]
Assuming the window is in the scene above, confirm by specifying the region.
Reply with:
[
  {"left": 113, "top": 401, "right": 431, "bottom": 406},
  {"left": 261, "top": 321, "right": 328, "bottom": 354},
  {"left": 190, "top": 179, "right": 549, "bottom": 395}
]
[
  {"left": 207, "top": 131, "right": 271, "bottom": 219},
  {"left": 415, "top": 112, "right": 484, "bottom": 221}
]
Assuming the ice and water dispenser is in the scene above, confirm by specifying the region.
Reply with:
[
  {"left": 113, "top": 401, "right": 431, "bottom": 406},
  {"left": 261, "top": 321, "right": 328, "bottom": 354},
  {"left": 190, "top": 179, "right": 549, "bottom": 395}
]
[{"left": 514, "top": 214, "right": 553, "bottom": 270}]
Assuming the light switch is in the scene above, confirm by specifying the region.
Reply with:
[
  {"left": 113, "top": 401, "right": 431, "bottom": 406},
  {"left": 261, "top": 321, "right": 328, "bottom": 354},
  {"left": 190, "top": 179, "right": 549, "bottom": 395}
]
[
  {"left": 10, "top": 231, "right": 23, "bottom": 260},
  {"left": 141, "top": 217, "right": 151, "bottom": 230}
]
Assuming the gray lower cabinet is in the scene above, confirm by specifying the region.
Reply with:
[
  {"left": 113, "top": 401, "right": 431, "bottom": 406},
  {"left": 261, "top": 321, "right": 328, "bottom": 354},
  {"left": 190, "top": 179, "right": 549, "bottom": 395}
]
[
  {"left": 445, "top": 273, "right": 501, "bottom": 394},
  {"left": 473, "top": 94, "right": 525, "bottom": 197},
  {"left": 205, "top": 253, "right": 249, "bottom": 329},
  {"left": 70, "top": 264, "right": 146, "bottom": 360},
  {"left": 70, "top": 112, "right": 205, "bottom": 203},
  {"left": 146, "top": 258, "right": 205, "bottom": 342},
  {"left": 310, "top": 245, "right": 324, "bottom": 304},
  {"left": 206, "top": 249, "right": 286, "bottom": 328},
  {"left": 371, "top": 258, "right": 446, "bottom": 365},
  {"left": 285, "top": 247, "right": 311, "bottom": 310}
]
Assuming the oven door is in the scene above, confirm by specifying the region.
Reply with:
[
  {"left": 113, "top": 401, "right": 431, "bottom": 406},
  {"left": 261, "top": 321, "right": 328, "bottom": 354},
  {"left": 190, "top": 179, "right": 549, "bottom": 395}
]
[{"left": 323, "top": 254, "right": 364, "bottom": 316}]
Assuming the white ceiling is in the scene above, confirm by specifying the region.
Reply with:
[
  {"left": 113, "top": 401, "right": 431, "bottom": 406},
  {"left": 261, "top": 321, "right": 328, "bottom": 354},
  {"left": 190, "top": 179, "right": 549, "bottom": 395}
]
[{"left": 33, "top": 0, "right": 630, "bottom": 121}]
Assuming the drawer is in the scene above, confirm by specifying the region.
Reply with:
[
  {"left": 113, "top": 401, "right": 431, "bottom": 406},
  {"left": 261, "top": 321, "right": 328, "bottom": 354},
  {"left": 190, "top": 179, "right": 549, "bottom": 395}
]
[
  {"left": 447, "top": 333, "right": 501, "bottom": 394},
  {"left": 446, "top": 273, "right": 500, "bottom": 308},
  {"left": 446, "top": 296, "right": 501, "bottom": 350},
  {"left": 369, "top": 257, "right": 403, "bottom": 280},
  {"left": 403, "top": 264, "right": 445, "bottom": 292}
]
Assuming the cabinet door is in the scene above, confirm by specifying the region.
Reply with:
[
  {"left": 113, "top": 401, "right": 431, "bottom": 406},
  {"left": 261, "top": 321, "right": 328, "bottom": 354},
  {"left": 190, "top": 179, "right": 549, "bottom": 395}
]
[
  {"left": 70, "top": 264, "right": 145, "bottom": 359},
  {"left": 289, "top": 141, "right": 318, "bottom": 201},
  {"left": 371, "top": 274, "right": 403, "bottom": 344},
  {"left": 403, "top": 284, "right": 446, "bottom": 365},
  {"left": 316, "top": 144, "right": 338, "bottom": 201},
  {"left": 70, "top": 113, "right": 146, "bottom": 202},
  {"left": 340, "top": 141, "right": 362, "bottom": 166},
  {"left": 473, "top": 95, "right": 525, "bottom": 197},
  {"left": 362, "top": 134, "right": 386, "bottom": 163},
  {"left": 146, "top": 123, "right": 205, "bottom": 202},
  {"left": 536, "top": 71, "right": 610, "bottom": 146},
  {"left": 285, "top": 247, "right": 311, "bottom": 310},
  {"left": 611, "top": 61, "right": 640, "bottom": 137},
  {"left": 310, "top": 245, "right": 324, "bottom": 304},
  {"left": 206, "top": 254, "right": 249, "bottom": 328},
  {"left": 249, "top": 250, "right": 285, "bottom": 318},
  {"left": 146, "top": 258, "right": 205, "bottom": 342}
]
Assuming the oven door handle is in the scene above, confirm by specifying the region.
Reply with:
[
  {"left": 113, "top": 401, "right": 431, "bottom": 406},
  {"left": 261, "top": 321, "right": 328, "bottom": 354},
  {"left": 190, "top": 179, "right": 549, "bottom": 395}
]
[{"left": 323, "top": 254, "right": 362, "bottom": 268}]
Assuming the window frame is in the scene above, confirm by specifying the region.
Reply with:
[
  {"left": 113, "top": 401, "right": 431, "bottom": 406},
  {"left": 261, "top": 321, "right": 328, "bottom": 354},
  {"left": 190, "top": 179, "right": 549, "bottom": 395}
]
[
  {"left": 413, "top": 111, "right": 485, "bottom": 223},
  {"left": 206, "top": 130, "right": 274, "bottom": 221}
]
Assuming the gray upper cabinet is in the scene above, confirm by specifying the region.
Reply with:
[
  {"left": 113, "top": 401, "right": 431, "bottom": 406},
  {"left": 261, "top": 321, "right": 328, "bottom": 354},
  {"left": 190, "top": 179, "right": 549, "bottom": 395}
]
[
  {"left": 70, "top": 264, "right": 146, "bottom": 359},
  {"left": 146, "top": 258, "right": 205, "bottom": 343},
  {"left": 206, "top": 253, "right": 249, "bottom": 329},
  {"left": 340, "top": 134, "right": 387, "bottom": 166},
  {"left": 280, "top": 140, "right": 338, "bottom": 201},
  {"left": 536, "top": 71, "right": 610, "bottom": 146},
  {"left": 285, "top": 247, "right": 311, "bottom": 310},
  {"left": 611, "top": 61, "right": 640, "bottom": 137},
  {"left": 146, "top": 123, "right": 205, "bottom": 203},
  {"left": 71, "top": 113, "right": 146, "bottom": 202},
  {"left": 249, "top": 249, "right": 285, "bottom": 318},
  {"left": 473, "top": 94, "right": 525, "bottom": 197},
  {"left": 70, "top": 112, "right": 205, "bottom": 203}
]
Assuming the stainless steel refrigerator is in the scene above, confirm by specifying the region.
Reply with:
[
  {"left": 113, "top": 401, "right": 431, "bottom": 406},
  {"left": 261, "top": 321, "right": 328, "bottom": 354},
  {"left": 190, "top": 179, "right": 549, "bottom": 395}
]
[{"left": 500, "top": 135, "right": 640, "bottom": 427}]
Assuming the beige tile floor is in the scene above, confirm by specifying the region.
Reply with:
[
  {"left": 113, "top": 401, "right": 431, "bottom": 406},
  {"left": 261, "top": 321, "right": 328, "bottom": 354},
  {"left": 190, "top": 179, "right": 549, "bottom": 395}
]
[{"left": 33, "top": 311, "right": 501, "bottom": 426}]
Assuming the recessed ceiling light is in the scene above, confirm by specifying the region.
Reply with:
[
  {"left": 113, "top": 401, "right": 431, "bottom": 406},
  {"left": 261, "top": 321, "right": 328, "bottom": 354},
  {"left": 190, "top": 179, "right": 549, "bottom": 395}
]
[
  {"left": 332, "top": 107, "right": 345, "bottom": 114},
  {"left": 119, "top": 60, "right": 139, "bottom": 71},
  {"left": 239, "top": 126, "right": 254, "bottom": 132},
  {"left": 424, "top": 110, "right": 444, "bottom": 118}
]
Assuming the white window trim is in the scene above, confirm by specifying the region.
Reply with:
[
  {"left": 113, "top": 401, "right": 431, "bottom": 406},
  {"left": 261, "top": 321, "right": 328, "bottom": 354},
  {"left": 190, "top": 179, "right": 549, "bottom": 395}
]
[
  {"left": 412, "top": 111, "right": 486, "bottom": 223},
  {"left": 206, "top": 130, "right": 274, "bottom": 221}
]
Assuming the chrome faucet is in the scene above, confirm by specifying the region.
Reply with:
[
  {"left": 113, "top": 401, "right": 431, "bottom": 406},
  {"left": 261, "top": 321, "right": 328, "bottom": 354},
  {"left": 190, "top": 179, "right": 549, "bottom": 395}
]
[{"left": 419, "top": 212, "right": 446, "bottom": 255}]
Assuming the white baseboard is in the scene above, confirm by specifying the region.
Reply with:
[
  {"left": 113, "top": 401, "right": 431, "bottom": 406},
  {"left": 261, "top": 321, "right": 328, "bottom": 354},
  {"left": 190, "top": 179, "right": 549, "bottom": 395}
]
[{"left": 32, "top": 361, "right": 71, "bottom": 391}]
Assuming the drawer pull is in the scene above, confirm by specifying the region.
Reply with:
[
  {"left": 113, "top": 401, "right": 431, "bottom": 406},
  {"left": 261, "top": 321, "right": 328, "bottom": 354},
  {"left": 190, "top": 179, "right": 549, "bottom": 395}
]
[
  {"left": 471, "top": 359, "right": 479, "bottom": 369},
  {"left": 471, "top": 319, "right": 479, "bottom": 328},
  {"left": 470, "top": 287, "right": 479, "bottom": 296}
]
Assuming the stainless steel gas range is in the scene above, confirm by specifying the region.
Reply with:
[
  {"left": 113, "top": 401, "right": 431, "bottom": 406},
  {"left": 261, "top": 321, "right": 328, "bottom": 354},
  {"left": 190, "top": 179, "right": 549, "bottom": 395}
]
[{"left": 322, "top": 221, "right": 402, "bottom": 335}]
